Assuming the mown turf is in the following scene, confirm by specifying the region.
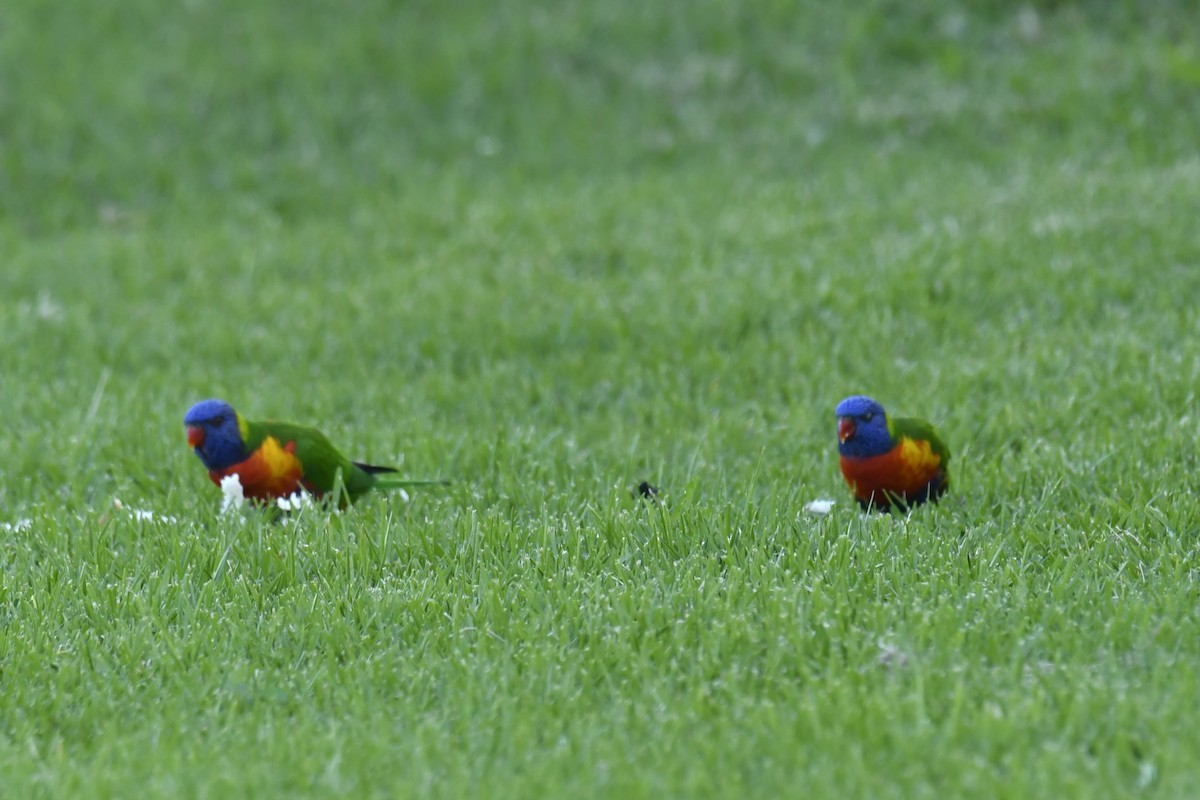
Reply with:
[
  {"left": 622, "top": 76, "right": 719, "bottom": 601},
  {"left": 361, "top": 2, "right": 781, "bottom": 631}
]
[{"left": 2, "top": 1, "right": 1200, "bottom": 797}]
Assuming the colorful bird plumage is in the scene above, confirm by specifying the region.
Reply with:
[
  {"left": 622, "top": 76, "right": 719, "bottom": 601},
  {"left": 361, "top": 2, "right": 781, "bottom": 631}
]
[
  {"left": 835, "top": 395, "right": 950, "bottom": 512},
  {"left": 184, "top": 399, "right": 443, "bottom": 505}
]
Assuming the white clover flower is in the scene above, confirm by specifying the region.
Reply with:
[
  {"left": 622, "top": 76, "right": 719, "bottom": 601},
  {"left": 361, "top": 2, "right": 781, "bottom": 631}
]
[
  {"left": 804, "top": 499, "right": 836, "bottom": 515},
  {"left": 220, "top": 474, "right": 246, "bottom": 513}
]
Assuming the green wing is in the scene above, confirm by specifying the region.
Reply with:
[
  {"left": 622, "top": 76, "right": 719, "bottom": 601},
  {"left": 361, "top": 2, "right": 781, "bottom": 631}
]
[
  {"left": 890, "top": 416, "right": 951, "bottom": 466},
  {"left": 246, "top": 419, "right": 378, "bottom": 498}
]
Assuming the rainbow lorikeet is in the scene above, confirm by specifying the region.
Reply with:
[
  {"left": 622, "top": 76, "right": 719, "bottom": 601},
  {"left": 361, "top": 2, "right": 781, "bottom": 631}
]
[
  {"left": 184, "top": 399, "right": 445, "bottom": 505},
  {"left": 835, "top": 395, "right": 950, "bottom": 512}
]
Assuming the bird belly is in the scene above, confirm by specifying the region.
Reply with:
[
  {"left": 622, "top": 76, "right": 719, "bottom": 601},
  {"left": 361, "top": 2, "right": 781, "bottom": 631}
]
[
  {"left": 840, "top": 437, "right": 945, "bottom": 508},
  {"left": 208, "top": 436, "right": 305, "bottom": 501}
]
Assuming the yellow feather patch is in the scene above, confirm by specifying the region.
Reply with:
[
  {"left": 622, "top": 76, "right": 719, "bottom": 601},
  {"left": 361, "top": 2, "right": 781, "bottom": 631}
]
[
  {"left": 258, "top": 436, "right": 302, "bottom": 481},
  {"left": 896, "top": 437, "right": 941, "bottom": 483}
]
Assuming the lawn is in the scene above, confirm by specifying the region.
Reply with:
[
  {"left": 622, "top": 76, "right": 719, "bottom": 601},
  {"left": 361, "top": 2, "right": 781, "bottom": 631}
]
[{"left": 2, "top": 1, "right": 1200, "bottom": 797}]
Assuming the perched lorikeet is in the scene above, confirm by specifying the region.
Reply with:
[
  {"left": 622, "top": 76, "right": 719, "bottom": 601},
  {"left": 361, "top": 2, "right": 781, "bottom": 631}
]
[
  {"left": 184, "top": 399, "right": 445, "bottom": 505},
  {"left": 835, "top": 395, "right": 950, "bottom": 512}
]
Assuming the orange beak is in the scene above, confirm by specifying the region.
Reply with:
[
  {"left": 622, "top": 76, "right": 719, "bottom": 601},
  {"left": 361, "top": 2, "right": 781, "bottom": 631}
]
[
  {"left": 187, "top": 425, "right": 205, "bottom": 448},
  {"left": 838, "top": 417, "right": 855, "bottom": 444}
]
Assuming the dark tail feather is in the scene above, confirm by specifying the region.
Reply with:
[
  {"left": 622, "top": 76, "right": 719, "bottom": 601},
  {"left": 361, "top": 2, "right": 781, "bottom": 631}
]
[
  {"left": 354, "top": 462, "right": 450, "bottom": 488},
  {"left": 374, "top": 475, "right": 452, "bottom": 488},
  {"left": 353, "top": 461, "right": 398, "bottom": 475}
]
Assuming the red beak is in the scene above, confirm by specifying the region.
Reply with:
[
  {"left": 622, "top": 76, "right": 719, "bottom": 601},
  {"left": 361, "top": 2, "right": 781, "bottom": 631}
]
[
  {"left": 838, "top": 417, "right": 855, "bottom": 444},
  {"left": 187, "top": 425, "right": 205, "bottom": 448}
]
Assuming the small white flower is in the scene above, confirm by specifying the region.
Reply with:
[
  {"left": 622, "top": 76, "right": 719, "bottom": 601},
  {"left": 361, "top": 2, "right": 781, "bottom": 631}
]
[
  {"left": 1, "top": 518, "right": 32, "bottom": 533},
  {"left": 276, "top": 490, "right": 314, "bottom": 512},
  {"left": 114, "top": 497, "right": 178, "bottom": 523},
  {"left": 37, "top": 292, "right": 65, "bottom": 322},
  {"left": 220, "top": 474, "right": 246, "bottom": 513},
  {"left": 804, "top": 499, "right": 836, "bottom": 515},
  {"left": 18, "top": 290, "right": 65, "bottom": 323}
]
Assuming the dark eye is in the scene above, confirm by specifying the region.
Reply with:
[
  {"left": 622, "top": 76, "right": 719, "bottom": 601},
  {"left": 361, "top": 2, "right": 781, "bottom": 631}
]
[
  {"left": 862, "top": 412, "right": 874, "bottom": 422},
  {"left": 211, "top": 415, "right": 225, "bottom": 427}
]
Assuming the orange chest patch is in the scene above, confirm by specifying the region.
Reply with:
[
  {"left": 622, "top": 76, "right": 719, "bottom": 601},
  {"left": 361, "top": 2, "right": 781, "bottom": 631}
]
[
  {"left": 840, "top": 437, "right": 942, "bottom": 500},
  {"left": 209, "top": 436, "right": 304, "bottom": 500}
]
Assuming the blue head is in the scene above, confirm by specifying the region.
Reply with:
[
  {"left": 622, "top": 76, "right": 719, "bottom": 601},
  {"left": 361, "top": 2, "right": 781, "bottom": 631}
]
[
  {"left": 836, "top": 395, "right": 893, "bottom": 458},
  {"left": 185, "top": 399, "right": 246, "bottom": 471}
]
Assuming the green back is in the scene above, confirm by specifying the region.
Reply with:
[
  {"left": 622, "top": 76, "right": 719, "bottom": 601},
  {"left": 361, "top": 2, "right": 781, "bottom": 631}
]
[
  {"left": 244, "top": 419, "right": 376, "bottom": 499},
  {"left": 889, "top": 416, "right": 952, "bottom": 466}
]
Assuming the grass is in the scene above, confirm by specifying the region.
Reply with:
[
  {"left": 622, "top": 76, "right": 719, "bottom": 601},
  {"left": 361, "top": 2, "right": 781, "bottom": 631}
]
[{"left": 3, "top": 0, "right": 1200, "bottom": 796}]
